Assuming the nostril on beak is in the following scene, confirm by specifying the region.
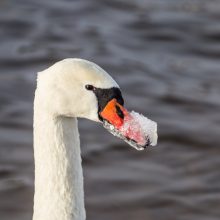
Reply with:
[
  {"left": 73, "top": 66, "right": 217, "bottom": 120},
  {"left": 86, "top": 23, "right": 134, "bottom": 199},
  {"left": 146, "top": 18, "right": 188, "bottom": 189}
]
[{"left": 116, "top": 105, "right": 124, "bottom": 119}]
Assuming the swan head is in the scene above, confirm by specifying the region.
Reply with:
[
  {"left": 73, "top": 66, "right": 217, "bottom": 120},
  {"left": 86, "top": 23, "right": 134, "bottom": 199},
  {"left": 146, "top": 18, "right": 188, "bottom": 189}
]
[
  {"left": 36, "top": 58, "right": 157, "bottom": 150},
  {"left": 37, "top": 58, "right": 121, "bottom": 121}
]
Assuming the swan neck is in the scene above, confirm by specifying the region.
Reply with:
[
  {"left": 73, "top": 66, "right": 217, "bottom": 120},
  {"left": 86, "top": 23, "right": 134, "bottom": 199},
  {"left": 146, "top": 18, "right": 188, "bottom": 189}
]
[{"left": 33, "top": 100, "right": 85, "bottom": 220}]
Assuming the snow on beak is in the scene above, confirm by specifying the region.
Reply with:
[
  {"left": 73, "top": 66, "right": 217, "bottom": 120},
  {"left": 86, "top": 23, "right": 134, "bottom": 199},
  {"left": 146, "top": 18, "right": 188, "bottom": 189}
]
[{"left": 100, "top": 98, "right": 158, "bottom": 150}]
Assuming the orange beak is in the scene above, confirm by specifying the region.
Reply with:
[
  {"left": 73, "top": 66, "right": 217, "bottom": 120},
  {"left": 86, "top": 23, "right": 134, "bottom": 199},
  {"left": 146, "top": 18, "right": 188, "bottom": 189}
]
[
  {"left": 100, "top": 98, "right": 129, "bottom": 129},
  {"left": 100, "top": 98, "right": 158, "bottom": 149}
]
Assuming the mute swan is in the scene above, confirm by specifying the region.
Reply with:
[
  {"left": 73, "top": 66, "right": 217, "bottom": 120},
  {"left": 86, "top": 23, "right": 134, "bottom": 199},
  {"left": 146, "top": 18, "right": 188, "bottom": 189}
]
[{"left": 33, "top": 58, "right": 157, "bottom": 220}]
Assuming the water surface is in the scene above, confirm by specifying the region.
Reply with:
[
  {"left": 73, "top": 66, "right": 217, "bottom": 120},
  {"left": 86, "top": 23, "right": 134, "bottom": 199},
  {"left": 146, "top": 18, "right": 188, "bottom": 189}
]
[{"left": 0, "top": 0, "right": 220, "bottom": 219}]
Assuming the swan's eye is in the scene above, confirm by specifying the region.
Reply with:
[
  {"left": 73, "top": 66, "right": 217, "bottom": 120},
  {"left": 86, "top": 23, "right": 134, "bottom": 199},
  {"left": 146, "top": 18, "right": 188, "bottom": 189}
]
[{"left": 85, "top": 84, "right": 95, "bottom": 91}]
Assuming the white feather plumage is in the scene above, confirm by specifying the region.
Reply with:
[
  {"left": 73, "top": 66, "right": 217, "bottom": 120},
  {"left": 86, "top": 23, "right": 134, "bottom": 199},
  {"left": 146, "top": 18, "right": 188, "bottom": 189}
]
[{"left": 33, "top": 59, "right": 119, "bottom": 220}]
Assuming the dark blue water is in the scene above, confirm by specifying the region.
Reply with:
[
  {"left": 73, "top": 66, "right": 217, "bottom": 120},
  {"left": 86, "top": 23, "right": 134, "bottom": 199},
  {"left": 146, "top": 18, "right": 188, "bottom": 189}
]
[{"left": 0, "top": 0, "right": 220, "bottom": 219}]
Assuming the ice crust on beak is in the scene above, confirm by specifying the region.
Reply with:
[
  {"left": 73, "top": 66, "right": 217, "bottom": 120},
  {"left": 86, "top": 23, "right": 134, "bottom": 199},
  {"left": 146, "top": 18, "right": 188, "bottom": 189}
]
[{"left": 103, "top": 110, "right": 158, "bottom": 151}]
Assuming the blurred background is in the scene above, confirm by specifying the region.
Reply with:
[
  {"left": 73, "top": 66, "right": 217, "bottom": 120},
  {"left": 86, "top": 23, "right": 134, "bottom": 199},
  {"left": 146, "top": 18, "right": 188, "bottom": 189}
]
[{"left": 0, "top": 0, "right": 220, "bottom": 219}]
